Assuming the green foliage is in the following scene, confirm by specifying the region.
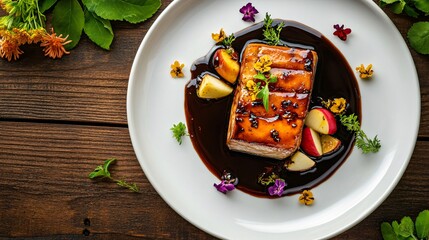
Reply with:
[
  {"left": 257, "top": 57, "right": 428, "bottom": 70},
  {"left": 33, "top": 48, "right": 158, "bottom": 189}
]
[
  {"left": 381, "top": 210, "right": 429, "bottom": 240},
  {"left": 170, "top": 122, "right": 188, "bottom": 145},
  {"left": 339, "top": 113, "right": 381, "bottom": 154},
  {"left": 82, "top": 0, "right": 161, "bottom": 24},
  {"left": 52, "top": 0, "right": 84, "bottom": 50},
  {"left": 380, "top": 0, "right": 429, "bottom": 54},
  {"left": 84, "top": 10, "right": 114, "bottom": 50},
  {"left": 407, "top": 22, "right": 429, "bottom": 55},
  {"left": 40, "top": 0, "right": 161, "bottom": 50},
  {"left": 257, "top": 172, "right": 279, "bottom": 186},
  {"left": 39, "top": 0, "right": 58, "bottom": 13},
  {"left": 89, "top": 158, "right": 140, "bottom": 193},
  {"left": 262, "top": 13, "right": 284, "bottom": 46}
]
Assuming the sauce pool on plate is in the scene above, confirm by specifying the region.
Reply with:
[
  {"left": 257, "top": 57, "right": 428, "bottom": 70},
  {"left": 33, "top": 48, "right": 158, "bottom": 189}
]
[{"left": 185, "top": 20, "right": 361, "bottom": 198}]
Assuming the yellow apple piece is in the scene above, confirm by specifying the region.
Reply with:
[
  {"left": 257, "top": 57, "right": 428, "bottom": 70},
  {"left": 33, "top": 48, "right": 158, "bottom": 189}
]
[
  {"left": 197, "top": 74, "right": 233, "bottom": 99},
  {"left": 284, "top": 151, "right": 316, "bottom": 172},
  {"left": 321, "top": 134, "right": 341, "bottom": 155},
  {"left": 214, "top": 49, "right": 240, "bottom": 84},
  {"left": 304, "top": 108, "right": 337, "bottom": 135}
]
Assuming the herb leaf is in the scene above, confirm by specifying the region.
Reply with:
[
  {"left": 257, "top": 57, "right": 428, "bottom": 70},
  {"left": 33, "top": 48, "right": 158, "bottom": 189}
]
[
  {"left": 407, "top": 22, "right": 429, "bottom": 55},
  {"left": 82, "top": 0, "right": 161, "bottom": 24},
  {"left": 413, "top": 0, "right": 429, "bottom": 14},
  {"left": 381, "top": 222, "right": 397, "bottom": 240},
  {"left": 398, "top": 216, "right": 415, "bottom": 238},
  {"left": 89, "top": 158, "right": 140, "bottom": 193},
  {"left": 39, "top": 0, "right": 58, "bottom": 13},
  {"left": 84, "top": 9, "right": 114, "bottom": 50},
  {"left": 52, "top": 0, "right": 84, "bottom": 50},
  {"left": 263, "top": 13, "right": 284, "bottom": 46},
  {"left": 88, "top": 158, "right": 116, "bottom": 179},
  {"left": 222, "top": 34, "right": 235, "bottom": 47},
  {"left": 255, "top": 74, "right": 277, "bottom": 112},
  {"left": 171, "top": 122, "right": 187, "bottom": 144},
  {"left": 416, "top": 210, "right": 429, "bottom": 238},
  {"left": 340, "top": 113, "right": 381, "bottom": 153}
]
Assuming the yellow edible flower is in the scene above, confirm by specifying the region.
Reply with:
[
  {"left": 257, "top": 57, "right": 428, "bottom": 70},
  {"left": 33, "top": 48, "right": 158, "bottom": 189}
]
[
  {"left": 356, "top": 64, "right": 374, "bottom": 79},
  {"left": 211, "top": 28, "right": 226, "bottom": 43},
  {"left": 322, "top": 97, "right": 347, "bottom": 115},
  {"left": 170, "top": 60, "right": 185, "bottom": 78},
  {"left": 299, "top": 190, "right": 314, "bottom": 206},
  {"left": 254, "top": 55, "right": 272, "bottom": 73},
  {"left": 245, "top": 79, "right": 260, "bottom": 101}
]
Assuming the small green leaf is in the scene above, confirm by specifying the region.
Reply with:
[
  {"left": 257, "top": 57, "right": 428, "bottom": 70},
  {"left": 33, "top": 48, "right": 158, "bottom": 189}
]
[
  {"left": 52, "top": 0, "right": 84, "bottom": 50},
  {"left": 84, "top": 9, "right": 114, "bottom": 50},
  {"left": 398, "top": 216, "right": 414, "bottom": 237},
  {"left": 407, "top": 21, "right": 429, "bottom": 54},
  {"left": 88, "top": 158, "right": 116, "bottom": 179},
  {"left": 392, "top": 221, "right": 401, "bottom": 235},
  {"left": 413, "top": 0, "right": 429, "bottom": 14},
  {"left": 416, "top": 210, "right": 429, "bottom": 238},
  {"left": 269, "top": 75, "right": 278, "bottom": 83},
  {"left": 382, "top": 0, "right": 400, "bottom": 3},
  {"left": 403, "top": 5, "right": 420, "bottom": 18},
  {"left": 391, "top": 0, "right": 406, "bottom": 14},
  {"left": 253, "top": 72, "right": 266, "bottom": 80},
  {"left": 381, "top": 222, "right": 397, "bottom": 240},
  {"left": 82, "top": 0, "right": 161, "bottom": 24},
  {"left": 39, "top": 0, "right": 58, "bottom": 13}
]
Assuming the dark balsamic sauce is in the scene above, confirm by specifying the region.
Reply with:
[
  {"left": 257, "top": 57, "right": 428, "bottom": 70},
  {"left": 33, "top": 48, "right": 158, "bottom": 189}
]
[{"left": 184, "top": 20, "right": 361, "bottom": 198}]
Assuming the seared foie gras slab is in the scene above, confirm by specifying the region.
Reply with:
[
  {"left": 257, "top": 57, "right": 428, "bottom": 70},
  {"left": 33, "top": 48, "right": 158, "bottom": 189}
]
[{"left": 226, "top": 43, "right": 318, "bottom": 159}]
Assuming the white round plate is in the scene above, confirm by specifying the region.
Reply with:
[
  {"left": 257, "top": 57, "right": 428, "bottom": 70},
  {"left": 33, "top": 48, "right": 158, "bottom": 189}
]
[{"left": 127, "top": 0, "right": 420, "bottom": 239}]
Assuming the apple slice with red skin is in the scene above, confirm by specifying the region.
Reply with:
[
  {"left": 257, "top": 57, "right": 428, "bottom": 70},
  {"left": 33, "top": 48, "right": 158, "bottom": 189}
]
[
  {"left": 305, "top": 108, "right": 337, "bottom": 135},
  {"left": 285, "top": 151, "right": 316, "bottom": 172},
  {"left": 301, "top": 127, "right": 323, "bottom": 157},
  {"left": 213, "top": 49, "right": 240, "bottom": 84},
  {"left": 321, "top": 134, "right": 341, "bottom": 155}
]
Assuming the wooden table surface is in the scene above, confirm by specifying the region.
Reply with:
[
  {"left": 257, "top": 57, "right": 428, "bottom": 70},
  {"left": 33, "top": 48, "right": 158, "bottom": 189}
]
[{"left": 0, "top": 1, "right": 427, "bottom": 239}]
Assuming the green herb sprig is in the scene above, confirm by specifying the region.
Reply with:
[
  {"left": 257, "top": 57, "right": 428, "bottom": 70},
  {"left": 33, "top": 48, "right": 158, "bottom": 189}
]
[
  {"left": 340, "top": 113, "right": 381, "bottom": 153},
  {"left": 257, "top": 172, "right": 279, "bottom": 186},
  {"left": 89, "top": 158, "right": 140, "bottom": 193},
  {"left": 262, "top": 13, "right": 285, "bottom": 46},
  {"left": 222, "top": 33, "right": 236, "bottom": 48},
  {"left": 381, "top": 209, "right": 429, "bottom": 240},
  {"left": 380, "top": 0, "right": 429, "bottom": 54},
  {"left": 254, "top": 72, "right": 278, "bottom": 111},
  {"left": 171, "top": 122, "right": 188, "bottom": 145}
]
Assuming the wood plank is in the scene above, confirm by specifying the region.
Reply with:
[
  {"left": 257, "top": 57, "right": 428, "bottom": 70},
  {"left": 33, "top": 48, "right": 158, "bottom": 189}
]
[
  {"left": 0, "top": 122, "right": 427, "bottom": 239},
  {"left": 0, "top": 0, "right": 173, "bottom": 125}
]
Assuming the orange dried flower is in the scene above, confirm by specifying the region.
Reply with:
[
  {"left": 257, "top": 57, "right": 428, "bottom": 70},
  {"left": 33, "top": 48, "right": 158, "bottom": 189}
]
[
  {"left": 40, "top": 29, "right": 72, "bottom": 59},
  {"left": 0, "top": 38, "right": 23, "bottom": 61},
  {"left": 299, "top": 190, "right": 314, "bottom": 206},
  {"left": 170, "top": 60, "right": 185, "bottom": 78}
]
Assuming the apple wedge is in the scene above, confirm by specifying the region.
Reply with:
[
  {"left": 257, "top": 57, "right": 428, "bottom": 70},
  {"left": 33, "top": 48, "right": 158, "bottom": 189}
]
[
  {"left": 301, "top": 127, "right": 323, "bottom": 157},
  {"left": 321, "top": 135, "right": 341, "bottom": 155},
  {"left": 197, "top": 74, "right": 233, "bottom": 99},
  {"left": 284, "top": 151, "right": 316, "bottom": 172},
  {"left": 304, "top": 108, "right": 337, "bottom": 135},
  {"left": 213, "top": 49, "right": 240, "bottom": 84}
]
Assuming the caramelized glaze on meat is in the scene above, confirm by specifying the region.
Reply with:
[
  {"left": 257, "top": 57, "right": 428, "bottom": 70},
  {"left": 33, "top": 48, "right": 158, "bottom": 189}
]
[{"left": 226, "top": 43, "right": 318, "bottom": 159}]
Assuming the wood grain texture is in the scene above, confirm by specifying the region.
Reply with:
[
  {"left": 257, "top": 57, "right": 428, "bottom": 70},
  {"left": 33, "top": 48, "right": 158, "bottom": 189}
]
[
  {"left": 0, "top": 0, "right": 428, "bottom": 239},
  {"left": 0, "top": 122, "right": 427, "bottom": 239}
]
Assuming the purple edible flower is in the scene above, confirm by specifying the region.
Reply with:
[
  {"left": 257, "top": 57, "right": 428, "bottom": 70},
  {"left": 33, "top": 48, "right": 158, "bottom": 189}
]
[
  {"left": 268, "top": 179, "right": 286, "bottom": 196},
  {"left": 214, "top": 180, "right": 235, "bottom": 194},
  {"left": 239, "top": 3, "right": 259, "bottom": 22}
]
